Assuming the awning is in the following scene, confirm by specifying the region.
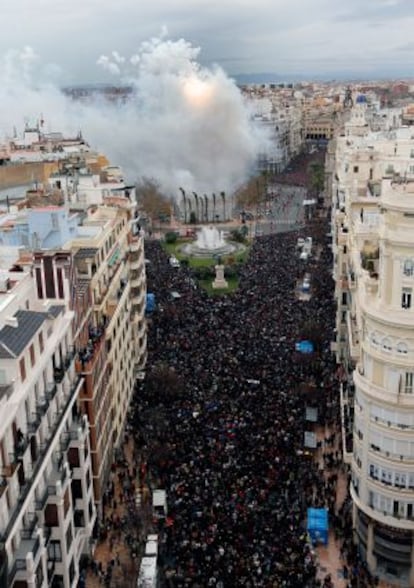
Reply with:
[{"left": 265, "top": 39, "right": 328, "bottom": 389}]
[{"left": 108, "top": 247, "right": 120, "bottom": 267}]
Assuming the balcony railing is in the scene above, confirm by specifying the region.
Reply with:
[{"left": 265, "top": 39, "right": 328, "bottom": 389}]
[
  {"left": 20, "top": 513, "right": 38, "bottom": 539},
  {"left": 64, "top": 346, "right": 75, "bottom": 369},
  {"left": 76, "top": 323, "right": 106, "bottom": 373},
  {"left": 47, "top": 465, "right": 68, "bottom": 496},
  {"left": 35, "top": 487, "right": 49, "bottom": 511},
  {"left": 28, "top": 412, "right": 41, "bottom": 434},
  {"left": 8, "top": 558, "right": 26, "bottom": 585},
  {"left": 45, "top": 382, "right": 57, "bottom": 402},
  {"left": 1, "top": 372, "right": 82, "bottom": 543},
  {"left": 8, "top": 535, "right": 41, "bottom": 585},
  {"left": 36, "top": 397, "right": 48, "bottom": 417},
  {"left": 0, "top": 382, "right": 14, "bottom": 401},
  {"left": 14, "top": 434, "right": 29, "bottom": 459},
  {"left": 60, "top": 432, "right": 71, "bottom": 453}
]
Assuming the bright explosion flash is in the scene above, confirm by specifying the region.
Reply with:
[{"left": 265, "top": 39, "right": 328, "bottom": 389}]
[{"left": 182, "top": 76, "right": 214, "bottom": 107}]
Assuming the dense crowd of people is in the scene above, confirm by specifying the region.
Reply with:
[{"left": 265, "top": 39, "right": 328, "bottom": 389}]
[{"left": 127, "top": 206, "right": 347, "bottom": 587}]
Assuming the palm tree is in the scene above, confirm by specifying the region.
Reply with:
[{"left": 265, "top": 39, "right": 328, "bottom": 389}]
[
  {"left": 179, "top": 187, "right": 187, "bottom": 224},
  {"left": 203, "top": 194, "right": 208, "bottom": 222},
  {"left": 220, "top": 191, "right": 226, "bottom": 221},
  {"left": 192, "top": 192, "right": 199, "bottom": 223},
  {"left": 212, "top": 193, "right": 216, "bottom": 223}
]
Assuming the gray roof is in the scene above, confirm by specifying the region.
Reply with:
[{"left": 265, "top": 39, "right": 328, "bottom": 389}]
[
  {"left": 0, "top": 310, "right": 47, "bottom": 359},
  {"left": 47, "top": 305, "right": 64, "bottom": 318},
  {"left": 74, "top": 248, "right": 98, "bottom": 261}
]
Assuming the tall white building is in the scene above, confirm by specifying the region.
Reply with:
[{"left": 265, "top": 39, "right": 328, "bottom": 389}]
[
  {"left": 332, "top": 100, "right": 414, "bottom": 586},
  {"left": 0, "top": 269, "right": 96, "bottom": 588}
]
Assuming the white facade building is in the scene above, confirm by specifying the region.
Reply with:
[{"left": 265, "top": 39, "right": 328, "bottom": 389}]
[
  {"left": 0, "top": 270, "right": 96, "bottom": 588},
  {"left": 332, "top": 101, "right": 414, "bottom": 586}
]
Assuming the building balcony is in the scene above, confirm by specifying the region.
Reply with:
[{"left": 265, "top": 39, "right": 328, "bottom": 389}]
[
  {"left": 346, "top": 311, "right": 360, "bottom": 361},
  {"left": 348, "top": 268, "right": 356, "bottom": 291},
  {"left": 69, "top": 415, "right": 88, "bottom": 443},
  {"left": 137, "top": 318, "right": 146, "bottom": 339},
  {"left": 351, "top": 484, "right": 414, "bottom": 532},
  {"left": 76, "top": 323, "right": 107, "bottom": 374},
  {"left": 130, "top": 269, "right": 143, "bottom": 288},
  {"left": 45, "top": 382, "right": 57, "bottom": 402},
  {"left": 129, "top": 236, "right": 141, "bottom": 253},
  {"left": 362, "top": 271, "right": 379, "bottom": 297},
  {"left": 337, "top": 227, "right": 348, "bottom": 245},
  {"left": 131, "top": 286, "right": 144, "bottom": 306},
  {"left": 337, "top": 276, "right": 348, "bottom": 290},
  {"left": 35, "top": 486, "right": 50, "bottom": 512},
  {"left": 8, "top": 533, "right": 41, "bottom": 586},
  {"left": 0, "top": 381, "right": 14, "bottom": 402},
  {"left": 53, "top": 347, "right": 74, "bottom": 383},
  {"left": 0, "top": 376, "right": 82, "bottom": 545}
]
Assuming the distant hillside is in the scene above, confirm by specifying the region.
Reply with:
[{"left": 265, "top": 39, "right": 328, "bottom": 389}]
[{"left": 231, "top": 72, "right": 311, "bottom": 85}]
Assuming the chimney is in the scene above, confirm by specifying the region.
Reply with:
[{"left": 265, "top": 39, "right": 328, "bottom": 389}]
[{"left": 5, "top": 317, "right": 18, "bottom": 328}]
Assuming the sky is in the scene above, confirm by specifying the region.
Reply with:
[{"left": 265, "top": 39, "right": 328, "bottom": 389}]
[{"left": 2, "top": 0, "right": 414, "bottom": 83}]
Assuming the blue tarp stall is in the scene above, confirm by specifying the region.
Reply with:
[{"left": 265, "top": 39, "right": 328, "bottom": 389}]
[
  {"left": 295, "top": 340, "right": 314, "bottom": 354},
  {"left": 146, "top": 293, "right": 156, "bottom": 313},
  {"left": 307, "top": 508, "right": 328, "bottom": 546}
]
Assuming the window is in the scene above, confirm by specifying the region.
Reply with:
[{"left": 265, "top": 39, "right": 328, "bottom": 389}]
[
  {"left": 402, "top": 288, "right": 412, "bottom": 309},
  {"left": 35, "top": 562, "right": 44, "bottom": 586},
  {"left": 369, "top": 464, "right": 379, "bottom": 480},
  {"left": 397, "top": 342, "right": 408, "bottom": 355},
  {"left": 45, "top": 504, "right": 58, "bottom": 527},
  {"left": 342, "top": 292, "right": 347, "bottom": 306},
  {"left": 29, "top": 344, "right": 35, "bottom": 367},
  {"left": 47, "top": 540, "right": 62, "bottom": 562},
  {"left": 353, "top": 166, "right": 359, "bottom": 173},
  {"left": 66, "top": 524, "right": 73, "bottom": 552},
  {"left": 382, "top": 338, "right": 392, "bottom": 352},
  {"left": 19, "top": 358, "right": 26, "bottom": 382},
  {"left": 405, "top": 373, "right": 414, "bottom": 394},
  {"left": 51, "top": 213, "right": 59, "bottom": 229},
  {"left": 39, "top": 332, "right": 44, "bottom": 352},
  {"left": 403, "top": 260, "right": 414, "bottom": 277}
]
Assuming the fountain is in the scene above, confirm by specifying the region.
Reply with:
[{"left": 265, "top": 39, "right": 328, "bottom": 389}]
[
  {"left": 181, "top": 226, "right": 244, "bottom": 258},
  {"left": 196, "top": 227, "right": 225, "bottom": 250}
]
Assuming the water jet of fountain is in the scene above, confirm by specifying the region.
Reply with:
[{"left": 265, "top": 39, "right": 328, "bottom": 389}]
[{"left": 196, "top": 226, "right": 225, "bottom": 250}]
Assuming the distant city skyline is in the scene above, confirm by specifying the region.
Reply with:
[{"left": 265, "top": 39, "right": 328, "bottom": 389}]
[{"left": 2, "top": 0, "right": 414, "bottom": 84}]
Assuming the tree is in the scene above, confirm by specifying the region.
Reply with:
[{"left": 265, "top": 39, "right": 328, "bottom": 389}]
[
  {"left": 192, "top": 192, "right": 199, "bottom": 223},
  {"left": 308, "top": 162, "right": 325, "bottom": 196},
  {"left": 136, "top": 178, "right": 170, "bottom": 223},
  {"left": 179, "top": 187, "right": 187, "bottom": 224},
  {"left": 212, "top": 193, "right": 216, "bottom": 222},
  {"left": 220, "top": 191, "right": 226, "bottom": 221},
  {"left": 203, "top": 194, "right": 208, "bottom": 222},
  {"left": 165, "top": 231, "right": 178, "bottom": 244},
  {"left": 235, "top": 174, "right": 267, "bottom": 209}
]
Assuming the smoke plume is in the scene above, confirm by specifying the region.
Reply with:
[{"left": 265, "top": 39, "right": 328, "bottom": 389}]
[{"left": 0, "top": 36, "right": 269, "bottom": 198}]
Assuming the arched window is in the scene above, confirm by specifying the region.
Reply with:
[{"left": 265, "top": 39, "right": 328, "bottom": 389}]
[
  {"left": 370, "top": 331, "right": 380, "bottom": 346},
  {"left": 397, "top": 342, "right": 409, "bottom": 355},
  {"left": 403, "top": 260, "right": 414, "bottom": 277},
  {"left": 382, "top": 338, "right": 392, "bottom": 352}
]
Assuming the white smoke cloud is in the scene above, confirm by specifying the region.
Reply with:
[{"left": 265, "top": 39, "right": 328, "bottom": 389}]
[{"left": 0, "top": 36, "right": 270, "bottom": 198}]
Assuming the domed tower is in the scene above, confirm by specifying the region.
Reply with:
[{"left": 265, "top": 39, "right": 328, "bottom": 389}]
[{"left": 351, "top": 177, "right": 414, "bottom": 585}]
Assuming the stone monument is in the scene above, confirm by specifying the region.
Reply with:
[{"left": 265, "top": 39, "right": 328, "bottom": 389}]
[{"left": 212, "top": 258, "right": 228, "bottom": 289}]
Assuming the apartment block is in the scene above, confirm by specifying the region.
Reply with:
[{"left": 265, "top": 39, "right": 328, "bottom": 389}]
[
  {"left": 332, "top": 99, "right": 414, "bottom": 586},
  {"left": 0, "top": 268, "right": 95, "bottom": 588},
  {"left": 70, "top": 200, "right": 146, "bottom": 507}
]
